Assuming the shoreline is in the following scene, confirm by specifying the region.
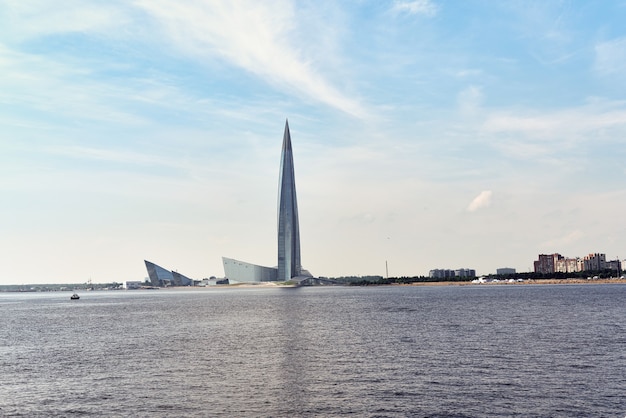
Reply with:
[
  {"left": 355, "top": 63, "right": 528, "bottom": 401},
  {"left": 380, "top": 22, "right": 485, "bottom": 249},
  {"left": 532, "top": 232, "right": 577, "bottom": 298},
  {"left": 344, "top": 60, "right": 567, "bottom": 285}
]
[
  {"left": 3, "top": 278, "right": 625, "bottom": 292},
  {"left": 401, "top": 278, "right": 626, "bottom": 286},
  {"left": 165, "top": 277, "right": 626, "bottom": 289}
]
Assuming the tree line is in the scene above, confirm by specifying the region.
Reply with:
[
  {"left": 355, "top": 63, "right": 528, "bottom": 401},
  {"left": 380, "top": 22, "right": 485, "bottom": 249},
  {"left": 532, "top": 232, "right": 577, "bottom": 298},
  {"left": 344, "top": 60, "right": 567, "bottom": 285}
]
[{"left": 326, "top": 269, "right": 622, "bottom": 286}]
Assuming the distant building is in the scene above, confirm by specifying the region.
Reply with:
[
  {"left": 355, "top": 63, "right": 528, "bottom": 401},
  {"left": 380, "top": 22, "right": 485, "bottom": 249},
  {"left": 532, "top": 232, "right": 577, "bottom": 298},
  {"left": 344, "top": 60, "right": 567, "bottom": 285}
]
[
  {"left": 455, "top": 269, "right": 476, "bottom": 278},
  {"left": 123, "top": 281, "right": 142, "bottom": 290},
  {"left": 534, "top": 254, "right": 562, "bottom": 274},
  {"left": 555, "top": 257, "right": 581, "bottom": 273},
  {"left": 496, "top": 268, "right": 516, "bottom": 275},
  {"left": 199, "top": 277, "right": 230, "bottom": 286},
  {"left": 582, "top": 253, "right": 622, "bottom": 273},
  {"left": 534, "top": 252, "right": 620, "bottom": 274},
  {"left": 429, "top": 268, "right": 475, "bottom": 279},
  {"left": 605, "top": 259, "right": 621, "bottom": 273},
  {"left": 429, "top": 269, "right": 454, "bottom": 279},
  {"left": 583, "top": 253, "right": 606, "bottom": 271}
]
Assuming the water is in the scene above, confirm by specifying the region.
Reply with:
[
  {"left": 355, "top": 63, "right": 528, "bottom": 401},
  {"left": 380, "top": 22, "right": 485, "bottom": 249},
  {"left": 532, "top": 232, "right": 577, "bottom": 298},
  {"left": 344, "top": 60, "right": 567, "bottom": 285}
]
[{"left": 1, "top": 284, "right": 624, "bottom": 417}]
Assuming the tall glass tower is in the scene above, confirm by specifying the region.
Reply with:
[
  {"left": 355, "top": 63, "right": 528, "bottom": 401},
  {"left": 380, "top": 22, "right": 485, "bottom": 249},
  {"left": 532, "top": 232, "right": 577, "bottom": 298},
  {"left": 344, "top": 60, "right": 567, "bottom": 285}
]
[{"left": 277, "top": 120, "right": 302, "bottom": 280}]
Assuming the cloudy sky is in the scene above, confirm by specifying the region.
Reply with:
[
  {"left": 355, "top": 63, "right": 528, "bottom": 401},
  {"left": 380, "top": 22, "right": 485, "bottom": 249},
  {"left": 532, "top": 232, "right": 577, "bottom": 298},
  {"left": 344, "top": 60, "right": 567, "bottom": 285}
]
[{"left": 2, "top": 0, "right": 626, "bottom": 284}]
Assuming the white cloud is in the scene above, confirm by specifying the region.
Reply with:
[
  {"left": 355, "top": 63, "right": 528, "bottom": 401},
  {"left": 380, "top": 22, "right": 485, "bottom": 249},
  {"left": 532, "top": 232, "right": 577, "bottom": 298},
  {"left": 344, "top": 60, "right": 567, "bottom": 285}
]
[
  {"left": 595, "top": 37, "right": 626, "bottom": 76},
  {"left": 392, "top": 0, "right": 438, "bottom": 17},
  {"left": 467, "top": 190, "right": 492, "bottom": 212}
]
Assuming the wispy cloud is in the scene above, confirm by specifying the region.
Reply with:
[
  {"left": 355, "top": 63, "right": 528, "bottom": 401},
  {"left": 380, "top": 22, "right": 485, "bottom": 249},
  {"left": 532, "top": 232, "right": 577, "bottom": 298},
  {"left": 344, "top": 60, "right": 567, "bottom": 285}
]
[
  {"left": 595, "top": 36, "right": 626, "bottom": 76},
  {"left": 134, "top": 0, "right": 367, "bottom": 118},
  {"left": 48, "top": 145, "right": 178, "bottom": 167},
  {"left": 452, "top": 68, "right": 483, "bottom": 78},
  {"left": 1, "top": 1, "right": 366, "bottom": 119},
  {"left": 467, "top": 190, "right": 492, "bottom": 212},
  {"left": 0, "top": 46, "right": 147, "bottom": 126},
  {"left": 483, "top": 100, "right": 626, "bottom": 140},
  {"left": 496, "top": 2, "right": 577, "bottom": 66},
  {"left": 540, "top": 230, "right": 585, "bottom": 249},
  {"left": 392, "top": 0, "right": 438, "bottom": 17},
  {"left": 481, "top": 101, "right": 626, "bottom": 163},
  {"left": 1, "top": 0, "right": 126, "bottom": 41}
]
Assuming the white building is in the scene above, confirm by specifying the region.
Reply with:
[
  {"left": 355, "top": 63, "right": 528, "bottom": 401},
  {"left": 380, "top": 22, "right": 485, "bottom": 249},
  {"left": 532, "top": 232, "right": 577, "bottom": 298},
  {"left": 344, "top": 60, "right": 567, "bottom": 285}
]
[{"left": 123, "top": 281, "right": 142, "bottom": 289}]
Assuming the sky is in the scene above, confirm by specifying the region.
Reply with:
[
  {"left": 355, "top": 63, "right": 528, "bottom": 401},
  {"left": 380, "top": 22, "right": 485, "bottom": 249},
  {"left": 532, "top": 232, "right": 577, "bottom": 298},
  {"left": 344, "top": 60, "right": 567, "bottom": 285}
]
[{"left": 1, "top": 0, "right": 626, "bottom": 284}]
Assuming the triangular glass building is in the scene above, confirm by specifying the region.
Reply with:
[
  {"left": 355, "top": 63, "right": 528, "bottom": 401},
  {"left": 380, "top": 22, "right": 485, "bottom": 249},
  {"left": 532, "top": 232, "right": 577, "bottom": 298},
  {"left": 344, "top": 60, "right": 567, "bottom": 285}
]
[{"left": 144, "top": 260, "right": 193, "bottom": 286}]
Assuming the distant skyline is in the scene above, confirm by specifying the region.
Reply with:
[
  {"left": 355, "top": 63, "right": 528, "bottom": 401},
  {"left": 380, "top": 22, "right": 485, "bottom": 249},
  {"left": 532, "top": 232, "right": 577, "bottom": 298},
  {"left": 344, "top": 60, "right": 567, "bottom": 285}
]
[{"left": 1, "top": 1, "right": 626, "bottom": 284}]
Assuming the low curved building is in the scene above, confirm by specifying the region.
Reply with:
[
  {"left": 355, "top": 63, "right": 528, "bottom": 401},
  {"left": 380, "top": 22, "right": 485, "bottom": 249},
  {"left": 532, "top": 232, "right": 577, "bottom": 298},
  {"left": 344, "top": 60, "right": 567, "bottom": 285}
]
[{"left": 222, "top": 257, "right": 278, "bottom": 282}]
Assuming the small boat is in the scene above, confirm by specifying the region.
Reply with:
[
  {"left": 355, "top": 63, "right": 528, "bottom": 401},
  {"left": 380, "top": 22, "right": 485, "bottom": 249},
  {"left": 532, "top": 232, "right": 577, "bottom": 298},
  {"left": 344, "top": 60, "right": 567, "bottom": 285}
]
[{"left": 70, "top": 293, "right": 80, "bottom": 300}]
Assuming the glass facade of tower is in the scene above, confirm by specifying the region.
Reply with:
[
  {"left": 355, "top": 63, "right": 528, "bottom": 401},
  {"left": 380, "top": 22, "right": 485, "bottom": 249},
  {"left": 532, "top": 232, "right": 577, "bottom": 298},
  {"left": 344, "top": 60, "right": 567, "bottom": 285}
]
[{"left": 277, "top": 120, "right": 302, "bottom": 281}]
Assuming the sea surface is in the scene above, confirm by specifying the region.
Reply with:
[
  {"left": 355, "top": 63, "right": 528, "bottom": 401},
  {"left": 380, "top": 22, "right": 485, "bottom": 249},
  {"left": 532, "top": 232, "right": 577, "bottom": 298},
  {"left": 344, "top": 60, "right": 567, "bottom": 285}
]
[{"left": 1, "top": 284, "right": 624, "bottom": 417}]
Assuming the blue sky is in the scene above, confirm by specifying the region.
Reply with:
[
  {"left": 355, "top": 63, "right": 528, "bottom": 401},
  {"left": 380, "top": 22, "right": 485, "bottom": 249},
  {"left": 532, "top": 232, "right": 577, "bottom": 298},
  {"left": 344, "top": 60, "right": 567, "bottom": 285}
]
[{"left": 2, "top": 0, "right": 626, "bottom": 284}]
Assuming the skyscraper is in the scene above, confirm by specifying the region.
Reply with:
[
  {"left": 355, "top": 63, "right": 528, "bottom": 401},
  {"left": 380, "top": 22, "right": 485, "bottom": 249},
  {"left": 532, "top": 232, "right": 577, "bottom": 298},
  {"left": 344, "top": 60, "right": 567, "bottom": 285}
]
[
  {"left": 221, "top": 120, "right": 311, "bottom": 282},
  {"left": 148, "top": 120, "right": 311, "bottom": 284},
  {"left": 277, "top": 120, "right": 302, "bottom": 280}
]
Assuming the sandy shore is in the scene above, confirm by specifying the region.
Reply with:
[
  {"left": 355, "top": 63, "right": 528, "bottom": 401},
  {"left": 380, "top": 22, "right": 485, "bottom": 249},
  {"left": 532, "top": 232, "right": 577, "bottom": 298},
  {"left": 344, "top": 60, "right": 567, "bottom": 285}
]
[
  {"left": 401, "top": 278, "right": 626, "bottom": 286},
  {"left": 507, "top": 278, "right": 626, "bottom": 285}
]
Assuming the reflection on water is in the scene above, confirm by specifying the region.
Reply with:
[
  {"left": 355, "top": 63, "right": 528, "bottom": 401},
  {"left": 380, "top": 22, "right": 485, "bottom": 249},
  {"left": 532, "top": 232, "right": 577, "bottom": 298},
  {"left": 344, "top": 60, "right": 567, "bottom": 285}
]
[{"left": 1, "top": 285, "right": 625, "bottom": 417}]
